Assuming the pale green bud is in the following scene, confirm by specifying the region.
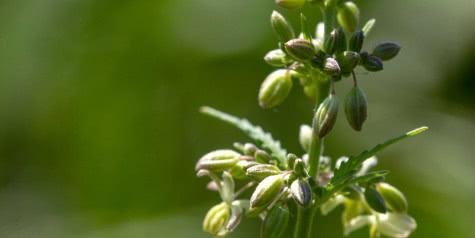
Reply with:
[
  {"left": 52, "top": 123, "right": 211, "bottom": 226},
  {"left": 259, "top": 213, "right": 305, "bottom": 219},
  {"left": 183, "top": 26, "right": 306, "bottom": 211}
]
[
  {"left": 336, "top": 51, "right": 360, "bottom": 74},
  {"left": 246, "top": 164, "right": 281, "bottom": 181},
  {"left": 290, "top": 179, "right": 312, "bottom": 207},
  {"left": 324, "top": 27, "right": 346, "bottom": 55},
  {"left": 229, "top": 160, "right": 249, "bottom": 180},
  {"left": 344, "top": 86, "right": 367, "bottom": 131},
  {"left": 337, "top": 1, "right": 360, "bottom": 32},
  {"left": 243, "top": 143, "right": 257, "bottom": 156},
  {"left": 285, "top": 39, "right": 316, "bottom": 62},
  {"left": 264, "top": 49, "right": 293, "bottom": 67},
  {"left": 286, "top": 153, "right": 297, "bottom": 169},
  {"left": 221, "top": 172, "right": 235, "bottom": 203},
  {"left": 293, "top": 159, "right": 307, "bottom": 177},
  {"left": 376, "top": 213, "right": 417, "bottom": 238},
  {"left": 362, "top": 18, "right": 376, "bottom": 37},
  {"left": 299, "top": 124, "right": 313, "bottom": 152},
  {"left": 349, "top": 30, "right": 364, "bottom": 53},
  {"left": 258, "top": 69, "right": 293, "bottom": 108},
  {"left": 261, "top": 206, "right": 290, "bottom": 238},
  {"left": 372, "top": 41, "right": 401, "bottom": 61},
  {"left": 275, "top": 0, "right": 305, "bottom": 10},
  {"left": 203, "top": 203, "right": 230, "bottom": 236},
  {"left": 313, "top": 94, "right": 339, "bottom": 139},
  {"left": 361, "top": 52, "right": 384, "bottom": 72},
  {"left": 195, "top": 149, "right": 240, "bottom": 171},
  {"left": 376, "top": 183, "right": 408, "bottom": 213},
  {"left": 250, "top": 174, "right": 285, "bottom": 208},
  {"left": 255, "top": 149, "right": 272, "bottom": 164},
  {"left": 271, "top": 11, "right": 295, "bottom": 43},
  {"left": 364, "top": 186, "right": 387, "bottom": 214}
]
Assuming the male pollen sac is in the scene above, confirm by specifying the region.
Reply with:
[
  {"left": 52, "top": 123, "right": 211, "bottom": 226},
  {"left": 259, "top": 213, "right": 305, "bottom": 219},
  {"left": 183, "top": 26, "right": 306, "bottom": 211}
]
[
  {"left": 271, "top": 11, "right": 295, "bottom": 43},
  {"left": 376, "top": 183, "right": 408, "bottom": 213},
  {"left": 258, "top": 69, "right": 293, "bottom": 109},
  {"left": 313, "top": 94, "right": 339, "bottom": 139},
  {"left": 364, "top": 186, "right": 387, "bottom": 214},
  {"left": 195, "top": 149, "right": 241, "bottom": 172},
  {"left": 203, "top": 203, "right": 230, "bottom": 236},
  {"left": 372, "top": 41, "right": 401, "bottom": 61},
  {"left": 337, "top": 51, "right": 360, "bottom": 74},
  {"left": 349, "top": 30, "right": 365, "bottom": 53},
  {"left": 323, "top": 57, "right": 341, "bottom": 75},
  {"left": 246, "top": 164, "right": 281, "bottom": 181},
  {"left": 337, "top": 1, "right": 360, "bottom": 33},
  {"left": 344, "top": 86, "right": 367, "bottom": 131},
  {"left": 361, "top": 53, "right": 384, "bottom": 72},
  {"left": 285, "top": 39, "right": 316, "bottom": 62},
  {"left": 325, "top": 27, "right": 347, "bottom": 55},
  {"left": 264, "top": 49, "right": 292, "bottom": 67},
  {"left": 290, "top": 179, "right": 312, "bottom": 207},
  {"left": 250, "top": 174, "right": 285, "bottom": 208},
  {"left": 275, "top": 0, "right": 306, "bottom": 10}
]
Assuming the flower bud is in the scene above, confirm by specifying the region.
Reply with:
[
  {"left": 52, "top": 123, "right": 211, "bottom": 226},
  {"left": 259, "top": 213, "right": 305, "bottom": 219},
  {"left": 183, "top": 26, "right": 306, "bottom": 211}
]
[
  {"left": 337, "top": 1, "right": 360, "bottom": 32},
  {"left": 275, "top": 0, "right": 305, "bottom": 10},
  {"left": 324, "top": 27, "right": 346, "bottom": 55},
  {"left": 203, "top": 203, "right": 230, "bottom": 236},
  {"left": 246, "top": 164, "right": 281, "bottom": 181},
  {"left": 261, "top": 205, "right": 290, "bottom": 238},
  {"left": 336, "top": 51, "right": 360, "bottom": 74},
  {"left": 229, "top": 160, "right": 249, "bottom": 180},
  {"left": 264, "top": 49, "right": 293, "bottom": 67},
  {"left": 372, "top": 41, "right": 401, "bottom": 61},
  {"left": 362, "top": 18, "right": 376, "bottom": 37},
  {"left": 313, "top": 94, "right": 339, "bottom": 139},
  {"left": 299, "top": 124, "right": 313, "bottom": 152},
  {"left": 271, "top": 11, "right": 295, "bottom": 43},
  {"left": 243, "top": 143, "right": 257, "bottom": 156},
  {"left": 285, "top": 39, "right": 316, "bottom": 62},
  {"left": 364, "top": 186, "right": 387, "bottom": 214},
  {"left": 290, "top": 179, "right": 312, "bottom": 207},
  {"left": 361, "top": 53, "right": 383, "bottom": 72},
  {"left": 293, "top": 159, "right": 307, "bottom": 177},
  {"left": 221, "top": 172, "right": 235, "bottom": 203},
  {"left": 323, "top": 57, "right": 341, "bottom": 75},
  {"left": 250, "top": 174, "right": 285, "bottom": 208},
  {"left": 344, "top": 86, "right": 367, "bottom": 131},
  {"left": 287, "top": 153, "right": 298, "bottom": 169},
  {"left": 255, "top": 149, "right": 272, "bottom": 164},
  {"left": 283, "top": 172, "right": 297, "bottom": 185},
  {"left": 376, "top": 183, "right": 408, "bottom": 213},
  {"left": 349, "top": 30, "right": 364, "bottom": 53},
  {"left": 377, "top": 213, "right": 417, "bottom": 238},
  {"left": 258, "top": 69, "right": 293, "bottom": 108},
  {"left": 196, "top": 150, "right": 241, "bottom": 171}
]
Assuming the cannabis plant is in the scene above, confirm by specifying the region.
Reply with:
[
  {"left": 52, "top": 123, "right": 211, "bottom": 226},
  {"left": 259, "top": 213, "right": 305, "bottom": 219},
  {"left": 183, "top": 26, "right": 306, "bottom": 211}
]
[{"left": 195, "top": 0, "right": 427, "bottom": 237}]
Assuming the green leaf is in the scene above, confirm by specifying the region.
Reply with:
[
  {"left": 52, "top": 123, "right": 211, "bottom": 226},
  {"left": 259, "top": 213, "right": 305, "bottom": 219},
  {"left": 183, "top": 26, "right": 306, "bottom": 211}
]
[
  {"left": 362, "top": 18, "right": 376, "bottom": 37},
  {"left": 332, "top": 127, "right": 428, "bottom": 183},
  {"left": 300, "top": 13, "right": 312, "bottom": 42},
  {"left": 200, "top": 106, "right": 288, "bottom": 169}
]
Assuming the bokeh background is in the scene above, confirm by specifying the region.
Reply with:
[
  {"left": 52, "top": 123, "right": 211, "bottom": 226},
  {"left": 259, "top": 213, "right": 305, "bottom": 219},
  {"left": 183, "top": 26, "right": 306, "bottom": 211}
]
[{"left": 0, "top": 0, "right": 474, "bottom": 237}]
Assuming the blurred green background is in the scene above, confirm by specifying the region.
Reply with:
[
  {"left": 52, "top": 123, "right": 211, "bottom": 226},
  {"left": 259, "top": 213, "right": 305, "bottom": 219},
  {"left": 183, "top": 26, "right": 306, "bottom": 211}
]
[{"left": 0, "top": 0, "right": 474, "bottom": 237}]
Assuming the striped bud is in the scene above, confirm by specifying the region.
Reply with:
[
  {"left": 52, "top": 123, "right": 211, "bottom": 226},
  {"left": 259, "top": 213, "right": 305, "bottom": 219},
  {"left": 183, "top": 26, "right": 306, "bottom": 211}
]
[
  {"left": 349, "top": 30, "right": 364, "bottom": 53},
  {"left": 285, "top": 39, "right": 316, "bottom": 62},
  {"left": 377, "top": 213, "right": 417, "bottom": 238},
  {"left": 313, "top": 94, "right": 339, "bottom": 139},
  {"left": 229, "top": 160, "right": 249, "bottom": 180},
  {"left": 287, "top": 153, "right": 298, "bottom": 170},
  {"left": 337, "top": 51, "right": 360, "bottom": 74},
  {"left": 299, "top": 124, "right": 313, "bottom": 152},
  {"left": 261, "top": 205, "right": 290, "bottom": 238},
  {"left": 250, "top": 174, "right": 285, "bottom": 208},
  {"left": 361, "top": 53, "right": 383, "bottom": 72},
  {"left": 324, "top": 27, "right": 346, "bottom": 55},
  {"left": 258, "top": 69, "right": 293, "bottom": 108},
  {"left": 246, "top": 164, "right": 281, "bottom": 181},
  {"left": 337, "top": 1, "right": 360, "bottom": 32},
  {"left": 203, "top": 203, "right": 230, "bottom": 236},
  {"left": 364, "top": 186, "right": 387, "bottom": 214},
  {"left": 255, "top": 149, "right": 272, "bottom": 164},
  {"left": 372, "top": 41, "right": 401, "bottom": 61},
  {"left": 376, "top": 183, "right": 408, "bottom": 213},
  {"left": 345, "top": 86, "right": 367, "bottom": 131},
  {"left": 323, "top": 57, "right": 341, "bottom": 75},
  {"left": 196, "top": 150, "right": 240, "bottom": 171},
  {"left": 293, "top": 159, "right": 307, "bottom": 177},
  {"left": 275, "top": 0, "right": 305, "bottom": 10},
  {"left": 290, "top": 179, "right": 312, "bottom": 207},
  {"left": 271, "top": 11, "right": 295, "bottom": 43},
  {"left": 243, "top": 143, "right": 257, "bottom": 156},
  {"left": 264, "top": 49, "right": 293, "bottom": 67}
]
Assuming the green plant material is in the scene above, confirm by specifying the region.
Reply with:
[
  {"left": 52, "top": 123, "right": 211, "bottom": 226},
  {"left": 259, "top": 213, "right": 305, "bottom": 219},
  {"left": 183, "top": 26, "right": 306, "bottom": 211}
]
[
  {"left": 246, "top": 164, "right": 281, "bottom": 181},
  {"left": 265, "top": 49, "right": 293, "bottom": 67},
  {"left": 285, "top": 39, "right": 316, "bottom": 61},
  {"left": 300, "top": 13, "right": 312, "bottom": 42},
  {"left": 290, "top": 179, "right": 313, "bottom": 208},
  {"left": 361, "top": 53, "right": 384, "bottom": 72},
  {"left": 332, "top": 127, "right": 428, "bottom": 183},
  {"left": 195, "top": 150, "right": 241, "bottom": 172},
  {"left": 345, "top": 86, "right": 368, "bottom": 131},
  {"left": 299, "top": 124, "right": 313, "bottom": 152},
  {"left": 337, "top": 51, "right": 360, "bottom": 74},
  {"left": 261, "top": 205, "right": 290, "bottom": 238},
  {"left": 349, "top": 30, "right": 364, "bottom": 52},
  {"left": 276, "top": 0, "right": 306, "bottom": 10},
  {"left": 271, "top": 11, "right": 295, "bottom": 43},
  {"left": 362, "top": 18, "right": 376, "bottom": 37},
  {"left": 258, "top": 69, "right": 293, "bottom": 108},
  {"left": 364, "top": 186, "right": 387, "bottom": 213},
  {"left": 200, "top": 106, "right": 288, "bottom": 169},
  {"left": 377, "top": 183, "right": 408, "bottom": 213},
  {"left": 372, "top": 41, "right": 401, "bottom": 61},
  {"left": 250, "top": 174, "right": 285, "bottom": 208},
  {"left": 337, "top": 1, "right": 359, "bottom": 32},
  {"left": 313, "top": 94, "right": 339, "bottom": 139},
  {"left": 203, "top": 202, "right": 230, "bottom": 236},
  {"left": 255, "top": 149, "right": 272, "bottom": 164}
]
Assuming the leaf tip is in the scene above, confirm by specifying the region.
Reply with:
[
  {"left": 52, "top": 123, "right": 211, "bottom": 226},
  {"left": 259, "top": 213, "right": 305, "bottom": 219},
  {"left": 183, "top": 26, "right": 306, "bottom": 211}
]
[{"left": 406, "top": 126, "right": 428, "bottom": 136}]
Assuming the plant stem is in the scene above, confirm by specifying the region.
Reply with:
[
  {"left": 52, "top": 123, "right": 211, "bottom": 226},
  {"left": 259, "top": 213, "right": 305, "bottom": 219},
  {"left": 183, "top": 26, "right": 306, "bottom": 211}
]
[{"left": 294, "top": 205, "right": 318, "bottom": 238}]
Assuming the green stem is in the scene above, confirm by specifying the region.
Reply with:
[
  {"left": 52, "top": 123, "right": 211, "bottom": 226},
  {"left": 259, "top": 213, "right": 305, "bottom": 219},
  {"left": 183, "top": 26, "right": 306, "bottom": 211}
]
[{"left": 294, "top": 206, "right": 318, "bottom": 238}]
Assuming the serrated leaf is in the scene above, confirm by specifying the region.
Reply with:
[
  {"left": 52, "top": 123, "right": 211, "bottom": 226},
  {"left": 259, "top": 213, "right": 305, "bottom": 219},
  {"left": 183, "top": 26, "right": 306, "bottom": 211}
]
[
  {"left": 332, "top": 127, "right": 428, "bottom": 183},
  {"left": 200, "top": 106, "right": 288, "bottom": 169}
]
